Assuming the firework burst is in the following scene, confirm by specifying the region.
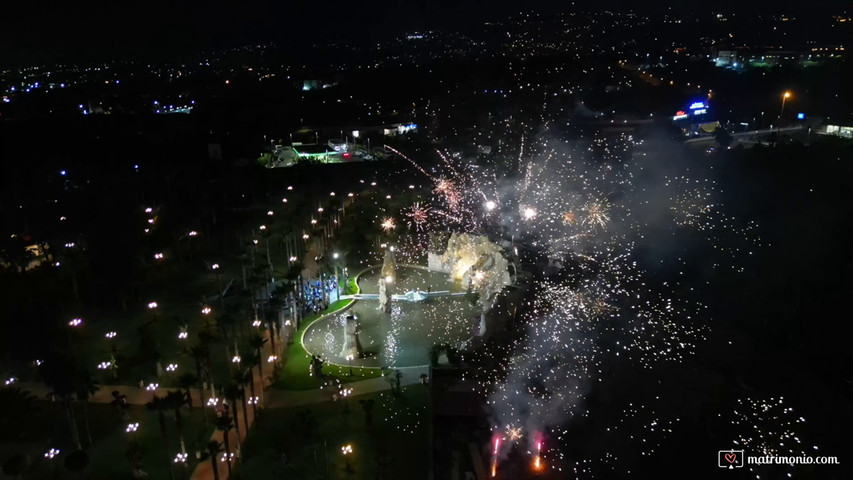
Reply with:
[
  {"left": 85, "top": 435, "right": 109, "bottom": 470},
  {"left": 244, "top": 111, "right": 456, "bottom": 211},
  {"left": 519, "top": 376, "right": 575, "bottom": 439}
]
[
  {"left": 380, "top": 217, "right": 396, "bottom": 233},
  {"left": 583, "top": 200, "right": 610, "bottom": 230},
  {"left": 405, "top": 202, "right": 431, "bottom": 231}
]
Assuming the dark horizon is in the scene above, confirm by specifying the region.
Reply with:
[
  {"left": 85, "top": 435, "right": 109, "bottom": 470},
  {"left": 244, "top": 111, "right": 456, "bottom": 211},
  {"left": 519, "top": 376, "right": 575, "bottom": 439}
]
[{"left": 1, "top": 0, "right": 850, "bottom": 66}]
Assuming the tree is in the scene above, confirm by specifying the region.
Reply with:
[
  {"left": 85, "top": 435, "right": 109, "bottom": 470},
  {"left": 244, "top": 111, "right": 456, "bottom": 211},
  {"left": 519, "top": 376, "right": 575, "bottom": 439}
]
[
  {"left": 74, "top": 369, "right": 99, "bottom": 446},
  {"left": 178, "top": 373, "right": 198, "bottom": 410},
  {"left": 242, "top": 353, "right": 260, "bottom": 420},
  {"left": 714, "top": 126, "right": 734, "bottom": 149},
  {"left": 232, "top": 370, "right": 252, "bottom": 431},
  {"left": 247, "top": 333, "right": 268, "bottom": 386},
  {"left": 165, "top": 390, "right": 188, "bottom": 455},
  {"left": 214, "top": 414, "right": 234, "bottom": 477},
  {"left": 224, "top": 383, "right": 243, "bottom": 448},
  {"left": 205, "top": 441, "right": 223, "bottom": 480},
  {"left": 358, "top": 398, "right": 375, "bottom": 427},
  {"left": 189, "top": 343, "right": 211, "bottom": 423},
  {"left": 41, "top": 356, "right": 82, "bottom": 450},
  {"left": 146, "top": 395, "right": 175, "bottom": 480},
  {"left": 111, "top": 390, "right": 131, "bottom": 422}
]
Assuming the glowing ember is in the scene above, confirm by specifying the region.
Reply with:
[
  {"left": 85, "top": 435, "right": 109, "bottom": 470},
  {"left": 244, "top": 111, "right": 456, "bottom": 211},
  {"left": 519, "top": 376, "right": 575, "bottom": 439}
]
[{"left": 380, "top": 217, "right": 396, "bottom": 232}]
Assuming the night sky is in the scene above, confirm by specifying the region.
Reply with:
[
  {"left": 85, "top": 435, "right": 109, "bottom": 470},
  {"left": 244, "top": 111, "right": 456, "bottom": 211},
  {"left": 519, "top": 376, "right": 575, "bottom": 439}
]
[{"left": 1, "top": 0, "right": 849, "bottom": 65}]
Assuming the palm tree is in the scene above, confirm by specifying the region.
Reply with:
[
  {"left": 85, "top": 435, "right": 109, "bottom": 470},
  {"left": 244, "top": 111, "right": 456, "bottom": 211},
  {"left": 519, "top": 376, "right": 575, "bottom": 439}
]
[
  {"left": 205, "top": 441, "right": 223, "bottom": 480},
  {"left": 165, "top": 390, "right": 188, "bottom": 456},
  {"left": 223, "top": 383, "right": 243, "bottom": 446},
  {"left": 110, "top": 390, "right": 130, "bottom": 422},
  {"left": 146, "top": 394, "right": 175, "bottom": 480},
  {"left": 214, "top": 414, "right": 234, "bottom": 477},
  {"left": 178, "top": 373, "right": 198, "bottom": 410},
  {"left": 189, "top": 343, "right": 211, "bottom": 424},
  {"left": 41, "top": 356, "right": 82, "bottom": 450},
  {"left": 232, "top": 370, "right": 252, "bottom": 428},
  {"left": 242, "top": 353, "right": 261, "bottom": 420},
  {"left": 247, "top": 333, "right": 267, "bottom": 387},
  {"left": 73, "top": 369, "right": 99, "bottom": 445}
]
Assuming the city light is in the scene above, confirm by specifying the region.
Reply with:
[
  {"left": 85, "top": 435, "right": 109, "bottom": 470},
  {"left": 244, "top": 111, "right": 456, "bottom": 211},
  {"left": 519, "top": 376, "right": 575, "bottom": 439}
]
[
  {"left": 105, "top": 331, "right": 117, "bottom": 339},
  {"left": 44, "top": 448, "right": 61, "bottom": 459},
  {"left": 341, "top": 444, "right": 353, "bottom": 455},
  {"left": 126, "top": 422, "right": 139, "bottom": 433},
  {"left": 174, "top": 453, "right": 188, "bottom": 464},
  {"left": 148, "top": 302, "right": 158, "bottom": 309},
  {"left": 166, "top": 363, "right": 178, "bottom": 372},
  {"left": 201, "top": 306, "right": 212, "bottom": 315},
  {"left": 68, "top": 318, "right": 83, "bottom": 327}
]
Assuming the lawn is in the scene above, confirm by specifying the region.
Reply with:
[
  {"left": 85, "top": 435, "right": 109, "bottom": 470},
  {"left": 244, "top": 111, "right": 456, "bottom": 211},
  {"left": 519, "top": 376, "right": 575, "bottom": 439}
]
[
  {"left": 232, "top": 385, "right": 429, "bottom": 480},
  {"left": 275, "top": 298, "right": 383, "bottom": 391}
]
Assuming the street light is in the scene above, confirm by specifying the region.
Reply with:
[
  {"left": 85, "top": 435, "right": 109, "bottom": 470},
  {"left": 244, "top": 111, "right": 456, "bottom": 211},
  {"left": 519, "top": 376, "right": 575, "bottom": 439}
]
[
  {"left": 166, "top": 363, "right": 178, "bottom": 372},
  {"left": 178, "top": 327, "right": 188, "bottom": 351},
  {"left": 346, "top": 354, "right": 354, "bottom": 376},
  {"left": 201, "top": 306, "right": 212, "bottom": 315},
  {"left": 44, "top": 448, "right": 60, "bottom": 459},
  {"left": 779, "top": 91, "right": 792, "bottom": 131},
  {"left": 68, "top": 318, "right": 83, "bottom": 327}
]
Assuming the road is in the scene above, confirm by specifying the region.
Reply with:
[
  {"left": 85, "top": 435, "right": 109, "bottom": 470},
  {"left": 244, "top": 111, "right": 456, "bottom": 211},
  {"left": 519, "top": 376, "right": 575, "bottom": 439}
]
[{"left": 684, "top": 125, "right": 804, "bottom": 146}]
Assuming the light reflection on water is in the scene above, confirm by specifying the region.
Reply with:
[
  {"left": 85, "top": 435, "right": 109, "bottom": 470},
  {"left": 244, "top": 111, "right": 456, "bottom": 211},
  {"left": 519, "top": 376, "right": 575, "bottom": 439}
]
[{"left": 303, "top": 268, "right": 480, "bottom": 367}]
